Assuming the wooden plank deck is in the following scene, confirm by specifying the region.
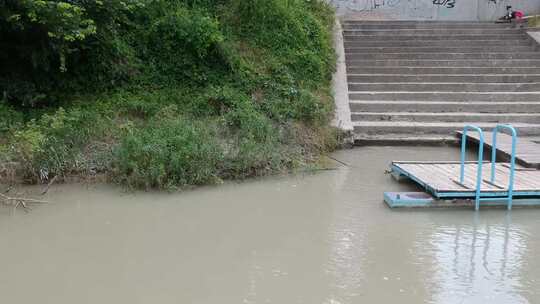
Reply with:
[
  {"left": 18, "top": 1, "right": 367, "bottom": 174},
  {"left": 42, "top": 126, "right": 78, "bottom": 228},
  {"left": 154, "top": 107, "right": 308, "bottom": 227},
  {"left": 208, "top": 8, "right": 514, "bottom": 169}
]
[
  {"left": 392, "top": 161, "right": 540, "bottom": 198},
  {"left": 457, "top": 131, "right": 540, "bottom": 168}
]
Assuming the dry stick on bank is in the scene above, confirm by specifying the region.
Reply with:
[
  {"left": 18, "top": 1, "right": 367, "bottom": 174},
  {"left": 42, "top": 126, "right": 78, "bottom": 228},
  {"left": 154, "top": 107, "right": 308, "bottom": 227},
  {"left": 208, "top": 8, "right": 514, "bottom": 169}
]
[
  {"left": 327, "top": 155, "right": 350, "bottom": 167},
  {"left": 0, "top": 193, "right": 49, "bottom": 211}
]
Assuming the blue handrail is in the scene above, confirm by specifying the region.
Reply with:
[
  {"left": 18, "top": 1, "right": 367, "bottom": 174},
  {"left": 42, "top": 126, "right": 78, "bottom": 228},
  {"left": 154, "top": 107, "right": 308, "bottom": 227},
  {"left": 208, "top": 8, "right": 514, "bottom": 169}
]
[
  {"left": 460, "top": 125, "right": 485, "bottom": 211},
  {"left": 489, "top": 125, "right": 517, "bottom": 210}
]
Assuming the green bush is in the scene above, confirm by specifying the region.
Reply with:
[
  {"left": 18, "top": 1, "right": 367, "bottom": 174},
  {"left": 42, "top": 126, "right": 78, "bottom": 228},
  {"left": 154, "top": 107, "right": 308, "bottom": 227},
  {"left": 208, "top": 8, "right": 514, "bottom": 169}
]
[
  {"left": 114, "top": 111, "right": 223, "bottom": 189},
  {"left": 0, "top": 103, "right": 24, "bottom": 133},
  {"left": 10, "top": 106, "right": 110, "bottom": 181},
  {"left": 141, "top": 3, "right": 226, "bottom": 84},
  {"left": 230, "top": 0, "right": 335, "bottom": 86}
]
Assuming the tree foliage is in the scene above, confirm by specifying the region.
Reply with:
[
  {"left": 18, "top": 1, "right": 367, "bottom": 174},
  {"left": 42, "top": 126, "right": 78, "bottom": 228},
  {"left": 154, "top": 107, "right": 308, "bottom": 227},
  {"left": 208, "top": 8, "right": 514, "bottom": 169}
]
[{"left": 0, "top": 0, "right": 140, "bottom": 106}]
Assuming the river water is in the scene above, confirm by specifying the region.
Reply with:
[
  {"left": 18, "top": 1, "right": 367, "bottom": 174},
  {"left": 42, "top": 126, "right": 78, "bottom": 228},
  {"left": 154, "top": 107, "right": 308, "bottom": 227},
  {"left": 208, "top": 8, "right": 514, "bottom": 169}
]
[{"left": 1, "top": 146, "right": 539, "bottom": 304}]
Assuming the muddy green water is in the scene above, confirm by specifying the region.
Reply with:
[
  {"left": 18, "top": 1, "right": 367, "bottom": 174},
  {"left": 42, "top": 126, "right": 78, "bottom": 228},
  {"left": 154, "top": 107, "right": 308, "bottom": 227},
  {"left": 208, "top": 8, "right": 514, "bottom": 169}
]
[{"left": 1, "top": 146, "right": 540, "bottom": 304}]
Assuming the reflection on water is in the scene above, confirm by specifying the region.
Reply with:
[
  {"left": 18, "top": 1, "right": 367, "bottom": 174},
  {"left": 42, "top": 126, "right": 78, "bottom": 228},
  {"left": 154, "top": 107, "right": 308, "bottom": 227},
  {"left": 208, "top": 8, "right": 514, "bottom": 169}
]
[
  {"left": 326, "top": 201, "right": 366, "bottom": 301},
  {"left": 0, "top": 146, "right": 539, "bottom": 303},
  {"left": 325, "top": 164, "right": 366, "bottom": 303},
  {"left": 423, "top": 214, "right": 530, "bottom": 304}
]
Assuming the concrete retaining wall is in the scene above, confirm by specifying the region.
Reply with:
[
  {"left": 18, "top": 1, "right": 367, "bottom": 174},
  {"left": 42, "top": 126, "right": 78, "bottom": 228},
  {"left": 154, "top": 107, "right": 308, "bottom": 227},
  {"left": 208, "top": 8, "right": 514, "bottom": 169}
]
[
  {"left": 331, "top": 20, "right": 353, "bottom": 137},
  {"left": 329, "top": 0, "right": 540, "bottom": 21}
]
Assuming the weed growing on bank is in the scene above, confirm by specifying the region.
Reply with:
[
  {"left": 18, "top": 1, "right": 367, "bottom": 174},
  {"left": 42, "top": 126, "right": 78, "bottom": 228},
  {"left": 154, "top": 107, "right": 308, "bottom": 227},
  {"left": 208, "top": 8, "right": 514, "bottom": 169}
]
[{"left": 0, "top": 0, "right": 337, "bottom": 189}]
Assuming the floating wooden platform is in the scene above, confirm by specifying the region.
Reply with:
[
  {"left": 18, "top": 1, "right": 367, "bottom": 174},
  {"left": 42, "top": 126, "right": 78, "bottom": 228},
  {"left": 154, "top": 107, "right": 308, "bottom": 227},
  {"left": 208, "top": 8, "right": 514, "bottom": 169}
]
[
  {"left": 391, "top": 161, "right": 540, "bottom": 198},
  {"left": 458, "top": 131, "right": 540, "bottom": 168}
]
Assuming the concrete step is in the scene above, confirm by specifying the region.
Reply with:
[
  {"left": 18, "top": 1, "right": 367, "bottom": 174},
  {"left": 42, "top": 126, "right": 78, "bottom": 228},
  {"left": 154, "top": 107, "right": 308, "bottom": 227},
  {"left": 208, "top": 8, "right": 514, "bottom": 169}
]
[
  {"left": 354, "top": 134, "right": 540, "bottom": 146},
  {"left": 349, "top": 92, "right": 540, "bottom": 102},
  {"left": 341, "top": 20, "right": 540, "bottom": 144},
  {"left": 343, "top": 40, "right": 531, "bottom": 47},
  {"left": 522, "top": 136, "right": 540, "bottom": 143},
  {"left": 342, "top": 33, "right": 527, "bottom": 40},
  {"left": 351, "top": 112, "right": 540, "bottom": 123},
  {"left": 353, "top": 134, "right": 459, "bottom": 146},
  {"left": 347, "top": 74, "right": 540, "bottom": 83},
  {"left": 352, "top": 121, "right": 540, "bottom": 136},
  {"left": 344, "top": 46, "right": 535, "bottom": 53},
  {"left": 345, "top": 52, "right": 540, "bottom": 60},
  {"left": 349, "top": 101, "right": 540, "bottom": 113},
  {"left": 346, "top": 59, "right": 540, "bottom": 67},
  {"left": 347, "top": 67, "right": 540, "bottom": 74},
  {"left": 348, "top": 83, "right": 540, "bottom": 92},
  {"left": 341, "top": 29, "right": 524, "bottom": 35}
]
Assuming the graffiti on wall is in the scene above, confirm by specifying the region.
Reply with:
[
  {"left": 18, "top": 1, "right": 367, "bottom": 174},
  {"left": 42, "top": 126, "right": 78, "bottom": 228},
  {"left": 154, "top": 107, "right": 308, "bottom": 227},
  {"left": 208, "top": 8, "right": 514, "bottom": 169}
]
[
  {"left": 330, "top": 0, "right": 403, "bottom": 12},
  {"left": 432, "top": 0, "right": 456, "bottom": 8},
  {"left": 330, "top": 0, "right": 458, "bottom": 13},
  {"left": 330, "top": 0, "right": 540, "bottom": 20}
]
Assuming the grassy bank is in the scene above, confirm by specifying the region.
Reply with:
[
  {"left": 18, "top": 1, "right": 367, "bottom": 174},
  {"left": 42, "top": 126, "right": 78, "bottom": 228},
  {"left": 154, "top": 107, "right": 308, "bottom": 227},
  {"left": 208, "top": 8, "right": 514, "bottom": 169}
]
[{"left": 0, "top": 0, "right": 337, "bottom": 189}]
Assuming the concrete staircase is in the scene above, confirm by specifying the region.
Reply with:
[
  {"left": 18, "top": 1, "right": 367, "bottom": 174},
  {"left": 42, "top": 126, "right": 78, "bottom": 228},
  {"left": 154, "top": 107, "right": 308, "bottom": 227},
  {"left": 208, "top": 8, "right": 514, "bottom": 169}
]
[{"left": 344, "top": 21, "right": 540, "bottom": 144}]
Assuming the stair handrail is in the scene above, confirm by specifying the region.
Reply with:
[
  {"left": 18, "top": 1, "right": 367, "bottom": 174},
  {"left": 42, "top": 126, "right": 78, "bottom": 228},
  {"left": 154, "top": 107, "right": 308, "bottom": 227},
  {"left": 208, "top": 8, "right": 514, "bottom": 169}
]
[
  {"left": 460, "top": 125, "right": 485, "bottom": 211},
  {"left": 490, "top": 124, "right": 517, "bottom": 210}
]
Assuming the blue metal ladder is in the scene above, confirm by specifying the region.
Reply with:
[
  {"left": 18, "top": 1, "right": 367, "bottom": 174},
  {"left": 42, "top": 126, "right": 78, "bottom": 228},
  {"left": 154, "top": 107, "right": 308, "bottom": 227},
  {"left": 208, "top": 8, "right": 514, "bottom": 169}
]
[{"left": 459, "top": 124, "right": 517, "bottom": 211}]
